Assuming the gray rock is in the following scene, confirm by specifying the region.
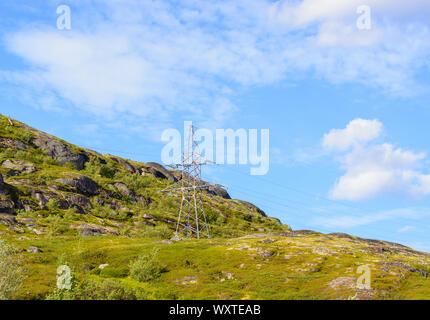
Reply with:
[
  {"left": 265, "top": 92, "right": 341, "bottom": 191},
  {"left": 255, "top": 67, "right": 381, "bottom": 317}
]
[
  {"left": 33, "top": 134, "right": 88, "bottom": 170},
  {"left": 143, "top": 162, "right": 177, "bottom": 182},
  {"left": 0, "top": 177, "right": 14, "bottom": 213},
  {"left": 159, "top": 240, "right": 174, "bottom": 244},
  {"left": 0, "top": 213, "right": 19, "bottom": 227},
  {"left": 29, "top": 190, "right": 68, "bottom": 209},
  {"left": 27, "top": 226, "right": 44, "bottom": 235},
  {"left": 171, "top": 234, "right": 183, "bottom": 242},
  {"left": 222, "top": 271, "right": 235, "bottom": 280},
  {"left": 78, "top": 224, "right": 120, "bottom": 237},
  {"left": 110, "top": 157, "right": 137, "bottom": 173},
  {"left": 258, "top": 239, "right": 276, "bottom": 244},
  {"left": 98, "top": 264, "right": 109, "bottom": 269},
  {"left": 2, "top": 159, "right": 37, "bottom": 174},
  {"left": 235, "top": 200, "right": 265, "bottom": 215},
  {"left": 0, "top": 137, "right": 29, "bottom": 150},
  {"left": 0, "top": 173, "right": 9, "bottom": 196},
  {"left": 0, "top": 200, "right": 14, "bottom": 214},
  {"left": 113, "top": 182, "right": 137, "bottom": 201},
  {"left": 142, "top": 213, "right": 157, "bottom": 221},
  {"left": 27, "top": 246, "right": 42, "bottom": 253},
  {"left": 205, "top": 185, "right": 231, "bottom": 199},
  {"left": 56, "top": 175, "right": 98, "bottom": 196},
  {"left": 65, "top": 193, "right": 92, "bottom": 209},
  {"left": 30, "top": 191, "right": 48, "bottom": 207},
  {"left": 259, "top": 250, "right": 275, "bottom": 258}
]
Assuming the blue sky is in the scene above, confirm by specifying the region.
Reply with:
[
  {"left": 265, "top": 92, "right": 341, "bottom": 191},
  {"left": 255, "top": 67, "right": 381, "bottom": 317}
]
[{"left": 1, "top": 0, "right": 430, "bottom": 251}]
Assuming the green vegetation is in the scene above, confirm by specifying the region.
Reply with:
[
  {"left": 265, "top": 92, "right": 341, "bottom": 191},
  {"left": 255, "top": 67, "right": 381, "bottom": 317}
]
[
  {"left": 0, "top": 113, "right": 429, "bottom": 300},
  {"left": 0, "top": 239, "right": 25, "bottom": 300},
  {"left": 129, "top": 248, "right": 166, "bottom": 282}
]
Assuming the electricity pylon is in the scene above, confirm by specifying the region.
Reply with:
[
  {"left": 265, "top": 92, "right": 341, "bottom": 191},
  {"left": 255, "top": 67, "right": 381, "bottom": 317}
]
[{"left": 161, "top": 124, "right": 215, "bottom": 239}]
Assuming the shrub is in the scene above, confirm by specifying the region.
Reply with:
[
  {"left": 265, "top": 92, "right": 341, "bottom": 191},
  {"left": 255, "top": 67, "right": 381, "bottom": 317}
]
[
  {"left": 114, "top": 171, "right": 160, "bottom": 192},
  {"left": 15, "top": 149, "right": 57, "bottom": 166},
  {"left": 63, "top": 161, "right": 77, "bottom": 170},
  {"left": 45, "top": 264, "right": 78, "bottom": 300},
  {"left": 100, "top": 266, "right": 129, "bottom": 278},
  {"left": 47, "top": 277, "right": 143, "bottom": 300},
  {"left": 138, "top": 225, "right": 173, "bottom": 240},
  {"left": 129, "top": 248, "right": 166, "bottom": 282},
  {"left": 46, "top": 215, "right": 69, "bottom": 236},
  {"left": 0, "top": 239, "right": 25, "bottom": 300},
  {"left": 0, "top": 149, "right": 15, "bottom": 162},
  {"left": 83, "top": 157, "right": 116, "bottom": 179},
  {"left": 46, "top": 198, "right": 60, "bottom": 211},
  {"left": 90, "top": 202, "right": 130, "bottom": 221},
  {"left": 75, "top": 278, "right": 144, "bottom": 300},
  {"left": 34, "top": 172, "right": 57, "bottom": 185}
]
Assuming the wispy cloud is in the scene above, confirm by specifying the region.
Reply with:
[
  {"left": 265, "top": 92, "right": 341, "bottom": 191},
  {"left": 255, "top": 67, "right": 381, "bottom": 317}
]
[
  {"left": 397, "top": 225, "right": 415, "bottom": 233},
  {"left": 314, "top": 207, "right": 427, "bottom": 229},
  {"left": 323, "top": 119, "right": 430, "bottom": 201},
  {"left": 1, "top": 0, "right": 430, "bottom": 134}
]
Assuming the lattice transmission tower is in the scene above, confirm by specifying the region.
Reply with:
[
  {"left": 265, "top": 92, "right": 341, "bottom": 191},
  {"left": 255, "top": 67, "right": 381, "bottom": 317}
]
[{"left": 162, "top": 124, "right": 218, "bottom": 239}]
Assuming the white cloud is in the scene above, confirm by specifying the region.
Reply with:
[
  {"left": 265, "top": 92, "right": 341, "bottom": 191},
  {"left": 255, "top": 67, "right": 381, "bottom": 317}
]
[
  {"left": 314, "top": 208, "right": 424, "bottom": 229},
  {"left": 398, "top": 225, "right": 415, "bottom": 233},
  {"left": 1, "top": 0, "right": 430, "bottom": 127},
  {"left": 322, "top": 118, "right": 382, "bottom": 151},
  {"left": 324, "top": 119, "right": 430, "bottom": 201}
]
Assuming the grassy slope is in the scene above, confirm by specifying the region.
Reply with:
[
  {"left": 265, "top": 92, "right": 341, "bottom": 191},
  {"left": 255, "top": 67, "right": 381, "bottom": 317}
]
[
  {"left": 4, "top": 232, "right": 430, "bottom": 300},
  {"left": 1, "top": 114, "right": 430, "bottom": 300}
]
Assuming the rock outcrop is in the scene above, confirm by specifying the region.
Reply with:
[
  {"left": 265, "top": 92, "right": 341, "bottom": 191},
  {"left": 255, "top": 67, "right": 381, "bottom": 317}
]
[
  {"left": 33, "top": 133, "right": 89, "bottom": 170},
  {"left": 142, "top": 162, "right": 177, "bottom": 182},
  {"left": 2, "top": 159, "right": 38, "bottom": 174},
  {"left": 0, "top": 174, "right": 14, "bottom": 213},
  {"left": 56, "top": 175, "right": 98, "bottom": 196}
]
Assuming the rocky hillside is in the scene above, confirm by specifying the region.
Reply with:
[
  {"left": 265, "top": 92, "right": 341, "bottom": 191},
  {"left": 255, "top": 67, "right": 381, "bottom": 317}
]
[
  {"left": 0, "top": 114, "right": 289, "bottom": 239},
  {"left": 1, "top": 114, "right": 429, "bottom": 300}
]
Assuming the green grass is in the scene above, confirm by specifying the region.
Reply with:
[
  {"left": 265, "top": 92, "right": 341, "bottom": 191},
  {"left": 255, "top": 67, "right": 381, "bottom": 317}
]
[{"left": 0, "top": 234, "right": 427, "bottom": 300}]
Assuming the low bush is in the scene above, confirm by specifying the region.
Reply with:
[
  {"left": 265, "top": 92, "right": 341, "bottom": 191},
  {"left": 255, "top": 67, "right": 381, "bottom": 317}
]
[
  {"left": 0, "top": 239, "right": 25, "bottom": 300},
  {"left": 129, "top": 248, "right": 166, "bottom": 282},
  {"left": 138, "top": 225, "right": 173, "bottom": 240}
]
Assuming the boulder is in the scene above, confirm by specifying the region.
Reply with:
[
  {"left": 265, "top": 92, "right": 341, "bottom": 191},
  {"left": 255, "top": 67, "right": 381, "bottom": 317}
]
[
  {"left": 56, "top": 175, "right": 98, "bottom": 196},
  {"left": 0, "top": 213, "right": 19, "bottom": 227},
  {"left": 206, "top": 185, "right": 231, "bottom": 199},
  {"left": 110, "top": 157, "right": 137, "bottom": 173},
  {"left": 258, "top": 239, "right": 276, "bottom": 244},
  {"left": 0, "top": 173, "right": 8, "bottom": 195},
  {"left": 0, "top": 175, "right": 14, "bottom": 213},
  {"left": 113, "top": 182, "right": 137, "bottom": 201},
  {"left": 33, "top": 134, "right": 88, "bottom": 170},
  {"left": 259, "top": 250, "right": 275, "bottom": 258},
  {"left": 77, "top": 223, "right": 120, "bottom": 237},
  {"left": 234, "top": 200, "right": 265, "bottom": 216},
  {"left": 0, "top": 199, "right": 15, "bottom": 214},
  {"left": 142, "top": 213, "right": 157, "bottom": 221},
  {"left": 2, "top": 159, "right": 38, "bottom": 174},
  {"left": 174, "top": 171, "right": 230, "bottom": 199},
  {"left": 0, "top": 137, "right": 29, "bottom": 150},
  {"left": 171, "top": 234, "right": 183, "bottom": 242},
  {"left": 27, "top": 246, "right": 42, "bottom": 253},
  {"left": 30, "top": 190, "right": 68, "bottom": 209},
  {"left": 64, "top": 193, "right": 92, "bottom": 209},
  {"left": 142, "top": 162, "right": 177, "bottom": 182}
]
